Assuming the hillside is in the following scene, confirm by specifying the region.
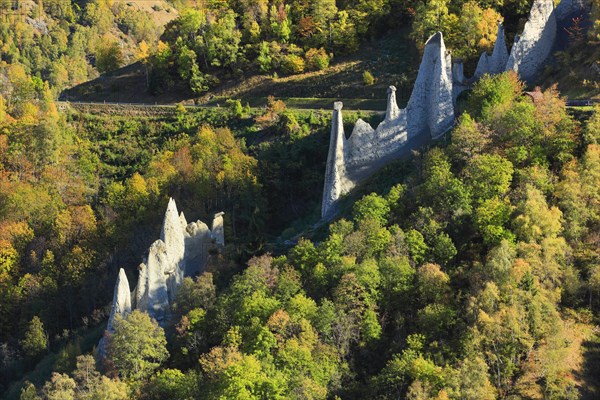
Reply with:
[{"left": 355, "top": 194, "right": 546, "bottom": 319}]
[
  {"left": 58, "top": 0, "right": 600, "bottom": 109},
  {"left": 1, "top": 0, "right": 600, "bottom": 399},
  {"left": 61, "top": 29, "right": 418, "bottom": 109}
]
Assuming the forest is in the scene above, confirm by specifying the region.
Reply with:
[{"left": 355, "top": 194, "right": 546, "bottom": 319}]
[{"left": 0, "top": 0, "right": 600, "bottom": 398}]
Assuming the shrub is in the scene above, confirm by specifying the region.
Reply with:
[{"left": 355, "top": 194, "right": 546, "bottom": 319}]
[
  {"left": 226, "top": 99, "right": 243, "bottom": 118},
  {"left": 363, "top": 70, "right": 375, "bottom": 85},
  {"left": 305, "top": 48, "right": 330, "bottom": 71},
  {"left": 257, "top": 41, "right": 272, "bottom": 73},
  {"left": 255, "top": 96, "right": 286, "bottom": 127},
  {"left": 281, "top": 54, "right": 305, "bottom": 75}
]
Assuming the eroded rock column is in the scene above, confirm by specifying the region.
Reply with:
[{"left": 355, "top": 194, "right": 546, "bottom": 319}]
[{"left": 321, "top": 102, "right": 346, "bottom": 220}]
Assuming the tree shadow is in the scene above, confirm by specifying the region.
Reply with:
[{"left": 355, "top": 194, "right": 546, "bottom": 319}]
[{"left": 60, "top": 62, "right": 192, "bottom": 104}]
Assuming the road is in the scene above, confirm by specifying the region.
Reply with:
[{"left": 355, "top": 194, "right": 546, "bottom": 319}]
[
  {"left": 58, "top": 97, "right": 599, "bottom": 114},
  {"left": 56, "top": 100, "right": 387, "bottom": 114}
]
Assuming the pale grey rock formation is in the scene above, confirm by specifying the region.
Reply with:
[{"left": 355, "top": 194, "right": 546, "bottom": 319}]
[
  {"left": 131, "top": 199, "right": 223, "bottom": 322},
  {"left": 451, "top": 60, "right": 471, "bottom": 104},
  {"left": 161, "top": 198, "right": 186, "bottom": 301},
  {"left": 474, "top": 23, "right": 509, "bottom": 78},
  {"left": 106, "top": 268, "right": 132, "bottom": 332},
  {"left": 453, "top": 23, "right": 508, "bottom": 103},
  {"left": 406, "top": 32, "right": 453, "bottom": 140},
  {"left": 99, "top": 199, "right": 224, "bottom": 358},
  {"left": 452, "top": 23, "right": 508, "bottom": 107},
  {"left": 179, "top": 211, "right": 188, "bottom": 230},
  {"left": 132, "top": 199, "right": 224, "bottom": 321},
  {"left": 385, "top": 86, "right": 400, "bottom": 121},
  {"left": 322, "top": 102, "right": 350, "bottom": 219},
  {"left": 183, "top": 220, "right": 212, "bottom": 276},
  {"left": 140, "top": 240, "right": 172, "bottom": 321},
  {"left": 211, "top": 212, "right": 225, "bottom": 246},
  {"left": 97, "top": 268, "right": 132, "bottom": 358},
  {"left": 506, "top": 0, "right": 556, "bottom": 84},
  {"left": 425, "top": 34, "right": 454, "bottom": 140},
  {"left": 452, "top": 60, "right": 467, "bottom": 85},
  {"left": 162, "top": 198, "right": 186, "bottom": 262},
  {"left": 321, "top": 33, "right": 453, "bottom": 219}
]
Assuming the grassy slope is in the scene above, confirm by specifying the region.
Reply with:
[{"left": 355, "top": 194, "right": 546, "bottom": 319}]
[
  {"left": 61, "top": 28, "right": 419, "bottom": 110},
  {"left": 113, "top": 0, "right": 178, "bottom": 27}
]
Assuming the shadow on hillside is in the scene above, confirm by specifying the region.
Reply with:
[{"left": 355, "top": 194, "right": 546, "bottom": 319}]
[{"left": 60, "top": 62, "right": 193, "bottom": 104}]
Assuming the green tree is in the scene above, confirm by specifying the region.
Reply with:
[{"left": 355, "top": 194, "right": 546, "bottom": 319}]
[
  {"left": 447, "top": 2, "right": 501, "bottom": 60},
  {"left": 448, "top": 113, "right": 490, "bottom": 165},
  {"left": 467, "top": 71, "right": 523, "bottom": 121},
  {"left": 203, "top": 10, "right": 242, "bottom": 69},
  {"left": 331, "top": 11, "right": 359, "bottom": 53},
  {"left": 416, "top": 263, "right": 450, "bottom": 303},
  {"left": 226, "top": 99, "right": 244, "bottom": 118},
  {"left": 269, "top": 4, "right": 292, "bottom": 43},
  {"left": 173, "top": 273, "right": 216, "bottom": 318},
  {"left": 177, "top": 45, "right": 198, "bottom": 81},
  {"left": 71, "top": 355, "right": 129, "bottom": 399},
  {"left": 584, "top": 106, "right": 600, "bottom": 145},
  {"left": 305, "top": 48, "right": 330, "bottom": 70},
  {"left": 463, "top": 154, "right": 513, "bottom": 203},
  {"left": 281, "top": 54, "right": 305, "bottom": 74},
  {"left": 21, "top": 316, "right": 47, "bottom": 358},
  {"left": 513, "top": 185, "right": 563, "bottom": 242},
  {"left": 95, "top": 40, "right": 124, "bottom": 73},
  {"left": 363, "top": 70, "right": 375, "bottom": 85},
  {"left": 420, "top": 148, "right": 471, "bottom": 219},
  {"left": 199, "top": 345, "right": 278, "bottom": 399},
  {"left": 405, "top": 229, "right": 428, "bottom": 265},
  {"left": 189, "top": 64, "right": 211, "bottom": 94},
  {"left": 20, "top": 382, "right": 40, "bottom": 400},
  {"left": 353, "top": 193, "right": 390, "bottom": 225},
  {"left": 147, "top": 369, "right": 198, "bottom": 400},
  {"left": 410, "top": 0, "right": 450, "bottom": 48},
  {"left": 474, "top": 197, "right": 515, "bottom": 246},
  {"left": 257, "top": 41, "right": 273, "bottom": 73},
  {"left": 484, "top": 239, "right": 516, "bottom": 287},
  {"left": 42, "top": 373, "right": 76, "bottom": 400},
  {"left": 108, "top": 310, "right": 169, "bottom": 381},
  {"left": 449, "top": 356, "right": 496, "bottom": 399},
  {"left": 84, "top": 0, "right": 113, "bottom": 34}
]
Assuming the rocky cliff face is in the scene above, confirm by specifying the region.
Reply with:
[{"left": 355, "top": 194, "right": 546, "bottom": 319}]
[{"left": 98, "top": 199, "right": 224, "bottom": 358}]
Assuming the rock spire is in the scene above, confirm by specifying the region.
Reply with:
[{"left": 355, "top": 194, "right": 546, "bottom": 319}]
[
  {"left": 506, "top": 0, "right": 556, "bottom": 84},
  {"left": 321, "top": 32, "right": 454, "bottom": 219},
  {"left": 99, "top": 199, "right": 225, "bottom": 359},
  {"left": 97, "top": 268, "right": 131, "bottom": 358}
]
